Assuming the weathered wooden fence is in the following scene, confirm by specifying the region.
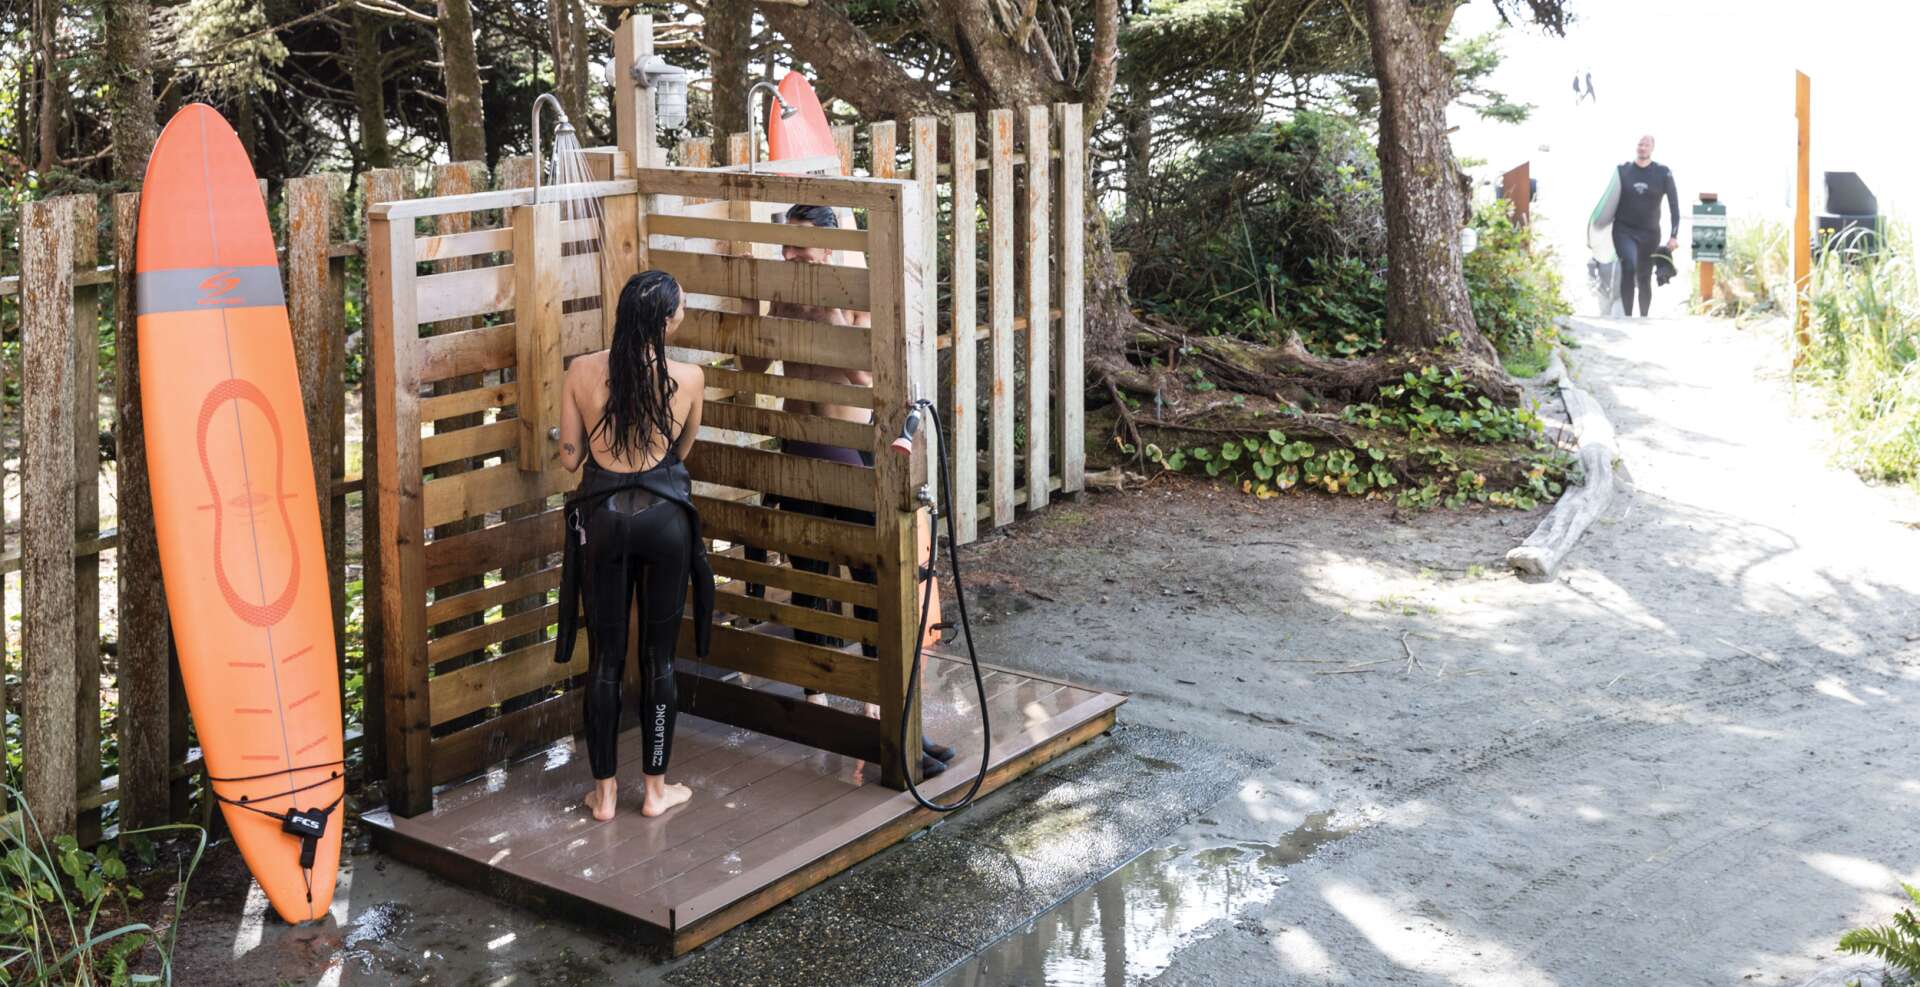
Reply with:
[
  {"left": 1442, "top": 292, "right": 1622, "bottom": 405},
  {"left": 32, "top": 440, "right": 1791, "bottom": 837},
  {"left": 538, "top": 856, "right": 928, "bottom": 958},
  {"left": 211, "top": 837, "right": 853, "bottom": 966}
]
[
  {"left": 0, "top": 104, "right": 1086, "bottom": 841},
  {"left": 0, "top": 176, "right": 367, "bottom": 844}
]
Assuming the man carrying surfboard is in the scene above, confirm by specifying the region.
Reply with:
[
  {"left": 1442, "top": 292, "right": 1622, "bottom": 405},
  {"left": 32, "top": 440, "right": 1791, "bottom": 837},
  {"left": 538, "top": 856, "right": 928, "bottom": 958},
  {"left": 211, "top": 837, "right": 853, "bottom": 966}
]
[{"left": 1613, "top": 134, "right": 1681, "bottom": 317}]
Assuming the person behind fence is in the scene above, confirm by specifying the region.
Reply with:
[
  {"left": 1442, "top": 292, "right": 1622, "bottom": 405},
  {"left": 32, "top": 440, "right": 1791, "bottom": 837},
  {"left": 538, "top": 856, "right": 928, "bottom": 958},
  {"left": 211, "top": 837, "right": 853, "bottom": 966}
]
[
  {"left": 554, "top": 270, "right": 713, "bottom": 821},
  {"left": 740, "top": 203, "right": 956, "bottom": 779}
]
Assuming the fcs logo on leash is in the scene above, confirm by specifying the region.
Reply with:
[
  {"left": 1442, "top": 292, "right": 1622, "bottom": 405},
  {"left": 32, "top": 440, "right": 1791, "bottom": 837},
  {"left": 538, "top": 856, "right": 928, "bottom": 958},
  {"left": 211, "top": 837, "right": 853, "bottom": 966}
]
[{"left": 198, "top": 268, "right": 244, "bottom": 306}]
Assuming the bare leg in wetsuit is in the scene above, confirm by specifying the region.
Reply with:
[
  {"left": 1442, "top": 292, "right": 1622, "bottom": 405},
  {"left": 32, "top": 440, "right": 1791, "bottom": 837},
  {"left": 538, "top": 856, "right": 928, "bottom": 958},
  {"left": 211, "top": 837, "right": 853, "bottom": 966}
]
[
  {"left": 1613, "top": 225, "right": 1659, "bottom": 317},
  {"left": 582, "top": 488, "right": 695, "bottom": 820}
]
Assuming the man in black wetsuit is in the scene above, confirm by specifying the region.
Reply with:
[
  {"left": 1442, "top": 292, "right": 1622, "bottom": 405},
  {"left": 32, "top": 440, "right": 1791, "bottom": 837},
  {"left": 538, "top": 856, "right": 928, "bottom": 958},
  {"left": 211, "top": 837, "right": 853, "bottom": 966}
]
[{"left": 1613, "top": 134, "right": 1680, "bottom": 317}]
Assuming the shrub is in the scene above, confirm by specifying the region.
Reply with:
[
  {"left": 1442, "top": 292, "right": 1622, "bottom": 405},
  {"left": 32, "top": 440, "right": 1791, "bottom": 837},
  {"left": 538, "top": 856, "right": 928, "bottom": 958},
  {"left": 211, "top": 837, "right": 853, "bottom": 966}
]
[
  {"left": 1120, "top": 113, "right": 1389, "bottom": 356},
  {"left": 1121, "top": 115, "right": 1566, "bottom": 362},
  {"left": 1463, "top": 201, "right": 1569, "bottom": 363},
  {"left": 1800, "top": 221, "right": 1920, "bottom": 485}
]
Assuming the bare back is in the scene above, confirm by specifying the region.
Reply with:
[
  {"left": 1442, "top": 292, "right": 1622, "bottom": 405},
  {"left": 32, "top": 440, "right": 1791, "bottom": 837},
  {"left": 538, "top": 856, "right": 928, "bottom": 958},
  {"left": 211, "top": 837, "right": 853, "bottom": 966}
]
[
  {"left": 560, "top": 351, "right": 705, "bottom": 473},
  {"left": 764, "top": 300, "right": 873, "bottom": 424}
]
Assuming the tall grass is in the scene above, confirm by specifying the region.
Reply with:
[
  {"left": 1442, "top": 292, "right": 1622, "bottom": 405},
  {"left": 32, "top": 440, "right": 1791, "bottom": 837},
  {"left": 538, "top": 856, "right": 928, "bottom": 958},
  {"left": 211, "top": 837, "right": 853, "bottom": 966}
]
[
  {"left": 1702, "top": 216, "right": 1792, "bottom": 319},
  {"left": 1, "top": 787, "right": 205, "bottom": 985},
  {"left": 1802, "top": 221, "right": 1920, "bottom": 485},
  {"left": 1710, "top": 216, "right": 1920, "bottom": 487}
]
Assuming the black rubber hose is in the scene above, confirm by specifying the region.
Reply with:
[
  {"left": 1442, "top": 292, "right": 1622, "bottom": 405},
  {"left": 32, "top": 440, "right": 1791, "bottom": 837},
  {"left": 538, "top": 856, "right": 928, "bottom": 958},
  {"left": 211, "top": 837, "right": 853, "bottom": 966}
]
[{"left": 898, "top": 402, "right": 991, "bottom": 813}]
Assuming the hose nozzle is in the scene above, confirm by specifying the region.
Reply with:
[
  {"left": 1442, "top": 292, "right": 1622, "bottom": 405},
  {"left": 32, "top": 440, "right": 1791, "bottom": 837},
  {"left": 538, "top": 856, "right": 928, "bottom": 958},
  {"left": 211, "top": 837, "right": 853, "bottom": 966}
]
[{"left": 890, "top": 400, "right": 931, "bottom": 456}]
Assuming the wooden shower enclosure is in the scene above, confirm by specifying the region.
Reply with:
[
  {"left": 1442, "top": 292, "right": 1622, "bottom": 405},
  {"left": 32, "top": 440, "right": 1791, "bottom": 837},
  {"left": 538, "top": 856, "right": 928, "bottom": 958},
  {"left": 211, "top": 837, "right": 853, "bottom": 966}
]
[{"left": 359, "top": 16, "right": 1120, "bottom": 952}]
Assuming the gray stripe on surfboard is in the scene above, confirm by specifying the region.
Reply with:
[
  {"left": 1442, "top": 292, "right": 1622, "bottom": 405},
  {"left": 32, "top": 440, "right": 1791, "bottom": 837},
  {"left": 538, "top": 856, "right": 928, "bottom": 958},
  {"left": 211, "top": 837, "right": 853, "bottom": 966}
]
[{"left": 136, "top": 265, "right": 285, "bottom": 316}]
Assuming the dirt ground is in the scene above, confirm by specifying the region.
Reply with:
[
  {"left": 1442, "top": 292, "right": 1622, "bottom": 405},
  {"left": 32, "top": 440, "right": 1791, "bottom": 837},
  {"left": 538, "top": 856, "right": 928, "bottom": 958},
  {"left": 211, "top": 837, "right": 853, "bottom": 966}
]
[
  {"left": 162, "top": 311, "right": 1920, "bottom": 985},
  {"left": 946, "top": 313, "right": 1920, "bottom": 985}
]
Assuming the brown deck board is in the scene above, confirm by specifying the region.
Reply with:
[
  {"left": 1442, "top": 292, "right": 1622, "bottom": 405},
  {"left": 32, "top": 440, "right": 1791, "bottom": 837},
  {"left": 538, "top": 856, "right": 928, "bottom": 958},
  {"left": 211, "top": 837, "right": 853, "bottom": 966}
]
[
  {"left": 416, "top": 717, "right": 733, "bottom": 841},
  {"left": 363, "top": 655, "right": 1126, "bottom": 952},
  {"left": 514, "top": 735, "right": 854, "bottom": 880},
  {"left": 438, "top": 726, "right": 795, "bottom": 859},
  {"left": 666, "top": 688, "right": 1123, "bottom": 929}
]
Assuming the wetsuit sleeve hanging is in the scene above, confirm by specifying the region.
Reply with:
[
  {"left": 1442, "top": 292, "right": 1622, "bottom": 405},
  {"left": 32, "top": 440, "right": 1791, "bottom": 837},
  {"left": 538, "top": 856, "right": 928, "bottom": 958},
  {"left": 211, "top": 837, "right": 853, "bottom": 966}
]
[{"left": 1664, "top": 167, "right": 1680, "bottom": 242}]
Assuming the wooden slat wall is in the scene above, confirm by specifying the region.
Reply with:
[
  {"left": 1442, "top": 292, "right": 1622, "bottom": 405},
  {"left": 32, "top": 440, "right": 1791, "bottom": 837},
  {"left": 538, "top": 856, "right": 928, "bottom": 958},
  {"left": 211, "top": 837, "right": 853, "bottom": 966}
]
[
  {"left": 365, "top": 109, "right": 1088, "bottom": 805},
  {"left": 423, "top": 163, "right": 493, "bottom": 684},
  {"left": 491, "top": 156, "right": 562, "bottom": 673}
]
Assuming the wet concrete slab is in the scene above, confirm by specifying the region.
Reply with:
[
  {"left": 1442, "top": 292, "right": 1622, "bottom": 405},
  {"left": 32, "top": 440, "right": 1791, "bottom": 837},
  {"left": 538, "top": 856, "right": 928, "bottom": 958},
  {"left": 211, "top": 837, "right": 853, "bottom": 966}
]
[
  {"left": 930, "top": 809, "right": 1354, "bottom": 985},
  {"left": 667, "top": 724, "right": 1264, "bottom": 986},
  {"left": 170, "top": 723, "right": 1267, "bottom": 985},
  {"left": 803, "top": 833, "right": 1089, "bottom": 948},
  {"left": 664, "top": 902, "right": 970, "bottom": 987},
  {"left": 942, "top": 725, "right": 1266, "bottom": 878}
]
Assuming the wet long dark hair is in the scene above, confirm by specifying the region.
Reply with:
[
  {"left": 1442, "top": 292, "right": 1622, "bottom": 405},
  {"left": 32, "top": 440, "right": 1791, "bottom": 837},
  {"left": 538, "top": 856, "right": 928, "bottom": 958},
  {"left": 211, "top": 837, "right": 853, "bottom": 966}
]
[{"left": 594, "top": 270, "right": 682, "bottom": 461}]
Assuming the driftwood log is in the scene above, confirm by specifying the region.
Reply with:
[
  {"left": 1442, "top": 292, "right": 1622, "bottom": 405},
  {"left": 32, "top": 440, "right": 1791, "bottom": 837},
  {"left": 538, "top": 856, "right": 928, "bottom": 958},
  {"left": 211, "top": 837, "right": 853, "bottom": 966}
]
[{"left": 1507, "top": 347, "right": 1617, "bottom": 576}]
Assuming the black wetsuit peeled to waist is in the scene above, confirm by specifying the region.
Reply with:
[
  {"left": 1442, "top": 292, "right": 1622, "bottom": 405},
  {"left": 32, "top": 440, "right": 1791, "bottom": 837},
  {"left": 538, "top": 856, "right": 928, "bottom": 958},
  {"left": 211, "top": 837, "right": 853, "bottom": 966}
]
[
  {"left": 1612, "top": 160, "right": 1680, "bottom": 317},
  {"left": 777, "top": 440, "right": 879, "bottom": 659},
  {"left": 555, "top": 452, "right": 714, "bottom": 780}
]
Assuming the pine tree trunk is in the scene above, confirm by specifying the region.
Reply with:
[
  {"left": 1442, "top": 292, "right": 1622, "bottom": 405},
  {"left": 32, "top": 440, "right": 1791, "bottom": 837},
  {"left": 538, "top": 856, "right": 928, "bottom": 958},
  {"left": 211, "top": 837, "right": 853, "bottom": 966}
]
[
  {"left": 1123, "top": 86, "right": 1151, "bottom": 225},
  {"left": 756, "top": 1, "right": 948, "bottom": 121},
  {"left": 354, "top": 10, "right": 393, "bottom": 169},
  {"left": 569, "top": 6, "right": 589, "bottom": 132},
  {"left": 438, "top": 0, "right": 488, "bottom": 163},
  {"left": 103, "top": 0, "right": 158, "bottom": 184},
  {"left": 1364, "top": 0, "right": 1498, "bottom": 366},
  {"left": 708, "top": 0, "right": 753, "bottom": 139},
  {"left": 35, "top": 0, "right": 60, "bottom": 174},
  {"left": 549, "top": 0, "right": 586, "bottom": 124},
  {"left": 236, "top": 95, "right": 258, "bottom": 163}
]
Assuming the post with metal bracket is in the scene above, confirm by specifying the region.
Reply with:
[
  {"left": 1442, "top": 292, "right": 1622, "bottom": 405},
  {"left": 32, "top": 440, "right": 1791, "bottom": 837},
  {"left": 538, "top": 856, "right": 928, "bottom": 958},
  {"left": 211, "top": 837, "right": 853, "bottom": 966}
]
[
  {"left": 1691, "top": 192, "right": 1726, "bottom": 305},
  {"left": 513, "top": 201, "right": 563, "bottom": 472}
]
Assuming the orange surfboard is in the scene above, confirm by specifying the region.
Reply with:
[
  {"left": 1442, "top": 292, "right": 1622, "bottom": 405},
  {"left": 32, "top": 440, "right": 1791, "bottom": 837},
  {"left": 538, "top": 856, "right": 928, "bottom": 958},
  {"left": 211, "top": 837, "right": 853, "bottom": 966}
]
[
  {"left": 136, "top": 104, "right": 343, "bottom": 923},
  {"left": 765, "top": 75, "right": 945, "bottom": 649},
  {"left": 766, "top": 73, "right": 838, "bottom": 163}
]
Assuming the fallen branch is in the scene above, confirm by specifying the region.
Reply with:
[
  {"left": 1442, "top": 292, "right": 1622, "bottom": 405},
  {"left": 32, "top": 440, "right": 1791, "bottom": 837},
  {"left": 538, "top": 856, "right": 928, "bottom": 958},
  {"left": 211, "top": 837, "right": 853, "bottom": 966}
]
[{"left": 1508, "top": 345, "right": 1617, "bottom": 576}]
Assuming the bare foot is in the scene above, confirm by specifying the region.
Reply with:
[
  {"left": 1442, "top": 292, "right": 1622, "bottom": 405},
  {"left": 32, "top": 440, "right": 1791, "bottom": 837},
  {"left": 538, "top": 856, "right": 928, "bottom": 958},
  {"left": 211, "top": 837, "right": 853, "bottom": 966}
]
[
  {"left": 641, "top": 782, "right": 692, "bottom": 817},
  {"left": 585, "top": 781, "right": 617, "bottom": 821}
]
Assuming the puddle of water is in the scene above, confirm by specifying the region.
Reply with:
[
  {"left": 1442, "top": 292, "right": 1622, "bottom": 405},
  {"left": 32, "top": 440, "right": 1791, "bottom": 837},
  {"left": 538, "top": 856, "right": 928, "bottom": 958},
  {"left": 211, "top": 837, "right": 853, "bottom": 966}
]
[{"left": 933, "top": 810, "right": 1350, "bottom": 986}]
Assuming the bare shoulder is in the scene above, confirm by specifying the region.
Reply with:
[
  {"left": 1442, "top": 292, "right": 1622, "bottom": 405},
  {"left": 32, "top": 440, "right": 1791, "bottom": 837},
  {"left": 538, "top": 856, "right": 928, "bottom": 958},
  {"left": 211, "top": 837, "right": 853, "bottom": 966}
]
[
  {"left": 568, "top": 349, "right": 608, "bottom": 382},
  {"left": 668, "top": 358, "right": 705, "bottom": 391}
]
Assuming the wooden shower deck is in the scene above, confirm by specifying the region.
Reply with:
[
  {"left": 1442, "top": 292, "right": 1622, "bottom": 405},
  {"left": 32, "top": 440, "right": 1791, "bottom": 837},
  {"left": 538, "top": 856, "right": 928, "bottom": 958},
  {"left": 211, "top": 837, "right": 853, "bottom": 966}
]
[{"left": 362, "top": 654, "right": 1124, "bottom": 954}]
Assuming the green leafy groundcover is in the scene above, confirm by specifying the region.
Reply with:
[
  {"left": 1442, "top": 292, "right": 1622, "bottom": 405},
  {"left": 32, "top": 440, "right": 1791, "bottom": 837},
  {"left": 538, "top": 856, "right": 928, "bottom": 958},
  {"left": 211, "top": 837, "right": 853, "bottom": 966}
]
[
  {"left": 1136, "top": 365, "right": 1574, "bottom": 509},
  {"left": 1837, "top": 882, "right": 1920, "bottom": 983}
]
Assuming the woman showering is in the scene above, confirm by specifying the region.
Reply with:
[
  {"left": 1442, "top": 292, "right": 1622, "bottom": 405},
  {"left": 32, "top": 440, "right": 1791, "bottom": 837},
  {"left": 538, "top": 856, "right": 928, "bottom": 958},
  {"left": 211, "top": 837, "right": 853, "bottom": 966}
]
[{"left": 553, "top": 271, "right": 715, "bottom": 820}]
